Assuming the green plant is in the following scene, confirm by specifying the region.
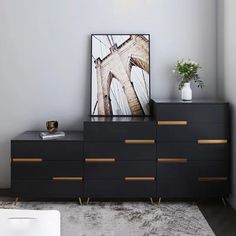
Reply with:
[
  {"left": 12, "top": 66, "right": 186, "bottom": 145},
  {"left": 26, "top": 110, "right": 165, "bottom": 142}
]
[{"left": 173, "top": 59, "right": 204, "bottom": 90}]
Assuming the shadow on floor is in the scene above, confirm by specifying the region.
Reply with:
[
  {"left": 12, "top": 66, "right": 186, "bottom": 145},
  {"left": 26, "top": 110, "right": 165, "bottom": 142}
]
[{"left": 198, "top": 199, "right": 236, "bottom": 236}]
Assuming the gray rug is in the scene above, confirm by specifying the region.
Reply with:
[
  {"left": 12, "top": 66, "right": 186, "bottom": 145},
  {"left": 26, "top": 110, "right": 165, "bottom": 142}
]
[{"left": 1, "top": 201, "right": 215, "bottom": 236}]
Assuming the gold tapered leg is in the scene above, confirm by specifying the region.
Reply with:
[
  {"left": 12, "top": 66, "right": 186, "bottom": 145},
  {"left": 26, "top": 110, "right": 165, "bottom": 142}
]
[
  {"left": 78, "top": 197, "right": 83, "bottom": 205},
  {"left": 222, "top": 197, "right": 227, "bottom": 207},
  {"left": 14, "top": 197, "right": 19, "bottom": 205},
  {"left": 86, "top": 197, "right": 90, "bottom": 205},
  {"left": 150, "top": 197, "right": 154, "bottom": 205}
]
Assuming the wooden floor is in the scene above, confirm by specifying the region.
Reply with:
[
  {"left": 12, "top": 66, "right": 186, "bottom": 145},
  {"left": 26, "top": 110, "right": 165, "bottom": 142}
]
[{"left": 198, "top": 199, "right": 236, "bottom": 236}]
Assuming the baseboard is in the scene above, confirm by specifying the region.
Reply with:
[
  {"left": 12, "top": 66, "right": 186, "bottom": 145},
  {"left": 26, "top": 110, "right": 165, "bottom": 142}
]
[{"left": 0, "top": 188, "right": 11, "bottom": 197}]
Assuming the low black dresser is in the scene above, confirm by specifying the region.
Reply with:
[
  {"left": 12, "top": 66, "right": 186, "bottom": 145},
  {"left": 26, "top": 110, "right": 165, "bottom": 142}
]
[
  {"left": 151, "top": 99, "right": 230, "bottom": 199},
  {"left": 11, "top": 131, "right": 84, "bottom": 200},
  {"left": 83, "top": 117, "right": 157, "bottom": 199}
]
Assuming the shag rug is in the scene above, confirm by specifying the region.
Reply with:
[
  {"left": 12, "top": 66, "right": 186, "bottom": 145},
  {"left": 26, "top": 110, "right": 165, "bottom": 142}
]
[{"left": 0, "top": 201, "right": 215, "bottom": 236}]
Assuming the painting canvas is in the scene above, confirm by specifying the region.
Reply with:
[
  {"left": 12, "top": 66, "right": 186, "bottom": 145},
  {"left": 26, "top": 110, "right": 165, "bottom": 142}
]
[{"left": 91, "top": 34, "right": 150, "bottom": 116}]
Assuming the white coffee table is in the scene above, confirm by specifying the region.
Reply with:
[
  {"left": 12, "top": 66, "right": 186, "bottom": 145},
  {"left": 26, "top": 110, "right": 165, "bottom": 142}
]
[{"left": 0, "top": 209, "right": 60, "bottom": 236}]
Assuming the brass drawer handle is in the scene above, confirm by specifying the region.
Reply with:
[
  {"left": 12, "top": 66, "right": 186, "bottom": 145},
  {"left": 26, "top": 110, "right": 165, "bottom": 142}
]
[
  {"left": 125, "top": 177, "right": 155, "bottom": 181},
  {"left": 124, "top": 140, "right": 155, "bottom": 144},
  {"left": 52, "top": 177, "right": 83, "bottom": 181},
  {"left": 85, "top": 158, "right": 115, "bottom": 163},
  {"left": 197, "top": 140, "right": 228, "bottom": 144},
  {"left": 12, "top": 158, "right": 43, "bottom": 163},
  {"left": 158, "top": 158, "right": 188, "bottom": 163},
  {"left": 157, "top": 121, "right": 187, "bottom": 126},
  {"left": 198, "top": 177, "right": 227, "bottom": 182}
]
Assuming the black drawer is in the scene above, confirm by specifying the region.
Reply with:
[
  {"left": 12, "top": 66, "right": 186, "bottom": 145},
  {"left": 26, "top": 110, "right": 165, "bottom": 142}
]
[
  {"left": 84, "top": 161, "right": 156, "bottom": 180},
  {"left": 44, "top": 142, "right": 83, "bottom": 160},
  {"left": 11, "top": 161, "right": 83, "bottom": 180},
  {"left": 84, "top": 142, "right": 156, "bottom": 161},
  {"left": 11, "top": 180, "right": 83, "bottom": 198},
  {"left": 196, "top": 161, "right": 229, "bottom": 177},
  {"left": 84, "top": 180, "right": 156, "bottom": 198},
  {"left": 84, "top": 121, "right": 156, "bottom": 141},
  {"left": 157, "top": 124, "right": 228, "bottom": 142},
  {"left": 11, "top": 141, "right": 44, "bottom": 157},
  {"left": 11, "top": 141, "right": 83, "bottom": 161},
  {"left": 157, "top": 179, "right": 198, "bottom": 198},
  {"left": 157, "top": 162, "right": 196, "bottom": 179},
  {"left": 153, "top": 103, "right": 229, "bottom": 124},
  {"left": 198, "top": 180, "right": 229, "bottom": 197},
  {"left": 157, "top": 143, "right": 229, "bottom": 161}
]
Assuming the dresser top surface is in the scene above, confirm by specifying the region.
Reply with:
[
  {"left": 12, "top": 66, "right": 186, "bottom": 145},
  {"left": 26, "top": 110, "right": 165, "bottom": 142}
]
[
  {"left": 86, "top": 116, "right": 154, "bottom": 122},
  {"left": 151, "top": 99, "right": 228, "bottom": 104},
  {"left": 12, "top": 131, "right": 84, "bottom": 141}
]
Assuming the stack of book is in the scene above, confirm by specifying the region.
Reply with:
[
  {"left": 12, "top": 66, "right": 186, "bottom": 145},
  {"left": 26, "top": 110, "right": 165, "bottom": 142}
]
[{"left": 40, "top": 131, "right": 65, "bottom": 140}]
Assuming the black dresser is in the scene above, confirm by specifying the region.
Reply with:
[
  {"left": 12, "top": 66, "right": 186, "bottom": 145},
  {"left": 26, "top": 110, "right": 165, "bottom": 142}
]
[
  {"left": 11, "top": 99, "right": 230, "bottom": 202},
  {"left": 11, "top": 132, "right": 84, "bottom": 200},
  {"left": 84, "top": 117, "right": 156, "bottom": 199},
  {"left": 152, "top": 99, "right": 230, "bottom": 199}
]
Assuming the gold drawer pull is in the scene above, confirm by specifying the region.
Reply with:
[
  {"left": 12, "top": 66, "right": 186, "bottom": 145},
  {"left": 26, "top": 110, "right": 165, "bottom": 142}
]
[
  {"left": 198, "top": 177, "right": 227, "bottom": 182},
  {"left": 158, "top": 158, "right": 188, "bottom": 163},
  {"left": 124, "top": 140, "right": 155, "bottom": 144},
  {"left": 125, "top": 177, "right": 155, "bottom": 181},
  {"left": 157, "top": 121, "right": 187, "bottom": 126},
  {"left": 85, "top": 158, "right": 115, "bottom": 163},
  {"left": 53, "top": 177, "right": 83, "bottom": 181},
  {"left": 197, "top": 140, "right": 228, "bottom": 144},
  {"left": 12, "top": 158, "right": 43, "bottom": 163}
]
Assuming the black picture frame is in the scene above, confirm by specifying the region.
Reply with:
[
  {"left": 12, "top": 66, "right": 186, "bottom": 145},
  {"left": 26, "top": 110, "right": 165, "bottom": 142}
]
[{"left": 90, "top": 34, "right": 151, "bottom": 117}]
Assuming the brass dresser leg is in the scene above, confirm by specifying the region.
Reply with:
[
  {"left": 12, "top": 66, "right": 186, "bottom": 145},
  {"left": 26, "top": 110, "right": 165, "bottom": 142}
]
[
  {"left": 150, "top": 197, "right": 154, "bottom": 205},
  {"left": 86, "top": 197, "right": 90, "bottom": 205},
  {"left": 14, "top": 197, "right": 19, "bottom": 205},
  {"left": 78, "top": 197, "right": 83, "bottom": 205}
]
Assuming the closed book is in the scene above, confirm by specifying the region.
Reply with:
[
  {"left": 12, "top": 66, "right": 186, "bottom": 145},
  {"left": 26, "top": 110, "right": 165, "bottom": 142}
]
[{"left": 40, "top": 131, "right": 65, "bottom": 140}]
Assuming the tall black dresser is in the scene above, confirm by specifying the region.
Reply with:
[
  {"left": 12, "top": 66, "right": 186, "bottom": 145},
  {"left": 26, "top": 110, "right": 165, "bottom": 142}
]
[
  {"left": 11, "top": 99, "right": 230, "bottom": 202},
  {"left": 151, "top": 99, "right": 230, "bottom": 199}
]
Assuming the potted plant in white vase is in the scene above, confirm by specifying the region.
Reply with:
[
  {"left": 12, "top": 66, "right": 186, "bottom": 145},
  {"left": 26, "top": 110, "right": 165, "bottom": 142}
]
[{"left": 173, "top": 59, "right": 204, "bottom": 101}]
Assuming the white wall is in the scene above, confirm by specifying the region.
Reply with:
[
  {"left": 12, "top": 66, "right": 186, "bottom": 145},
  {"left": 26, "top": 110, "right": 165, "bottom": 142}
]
[
  {"left": 0, "top": 0, "right": 217, "bottom": 188},
  {"left": 217, "top": 0, "right": 236, "bottom": 209}
]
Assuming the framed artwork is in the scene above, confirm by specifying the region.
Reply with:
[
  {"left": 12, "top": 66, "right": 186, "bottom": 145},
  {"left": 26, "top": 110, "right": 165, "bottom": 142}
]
[{"left": 91, "top": 34, "right": 150, "bottom": 116}]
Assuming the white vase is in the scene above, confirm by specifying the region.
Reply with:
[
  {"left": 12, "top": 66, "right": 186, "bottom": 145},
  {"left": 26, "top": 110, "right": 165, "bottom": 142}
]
[{"left": 181, "top": 82, "right": 192, "bottom": 101}]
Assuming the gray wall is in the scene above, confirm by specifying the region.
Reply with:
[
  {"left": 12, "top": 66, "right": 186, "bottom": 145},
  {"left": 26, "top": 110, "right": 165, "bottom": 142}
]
[
  {"left": 0, "top": 0, "right": 217, "bottom": 188},
  {"left": 217, "top": 0, "right": 236, "bottom": 209}
]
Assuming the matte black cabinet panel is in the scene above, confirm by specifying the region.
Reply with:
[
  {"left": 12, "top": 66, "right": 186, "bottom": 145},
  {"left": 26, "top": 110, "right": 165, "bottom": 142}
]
[
  {"left": 44, "top": 142, "right": 83, "bottom": 160},
  {"left": 157, "top": 179, "right": 198, "bottom": 198},
  {"left": 11, "top": 142, "right": 44, "bottom": 157},
  {"left": 157, "top": 162, "right": 197, "bottom": 179},
  {"left": 198, "top": 181, "right": 229, "bottom": 198},
  {"left": 12, "top": 161, "right": 83, "bottom": 180},
  {"left": 157, "top": 124, "right": 229, "bottom": 142},
  {"left": 84, "top": 161, "right": 156, "bottom": 180},
  {"left": 152, "top": 102, "right": 229, "bottom": 124},
  {"left": 84, "top": 142, "right": 156, "bottom": 161},
  {"left": 196, "top": 161, "right": 229, "bottom": 177},
  {"left": 84, "top": 181, "right": 156, "bottom": 198},
  {"left": 12, "top": 141, "right": 83, "bottom": 160},
  {"left": 157, "top": 143, "right": 229, "bottom": 161},
  {"left": 12, "top": 181, "right": 83, "bottom": 198},
  {"left": 84, "top": 121, "right": 156, "bottom": 141}
]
